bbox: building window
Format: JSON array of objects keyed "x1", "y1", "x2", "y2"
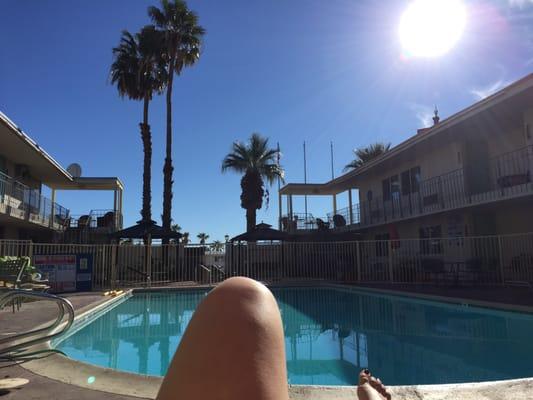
[
  {"x1": 390, "y1": 175, "x2": 400, "y2": 200},
  {"x1": 410, "y1": 167, "x2": 421, "y2": 192},
  {"x1": 383, "y1": 174, "x2": 401, "y2": 201},
  {"x1": 419, "y1": 225, "x2": 442, "y2": 255},
  {"x1": 401, "y1": 167, "x2": 421, "y2": 195},
  {"x1": 0, "y1": 155, "x2": 6, "y2": 175}
]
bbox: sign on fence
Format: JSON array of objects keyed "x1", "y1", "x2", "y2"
[{"x1": 34, "y1": 254, "x2": 93, "y2": 293}]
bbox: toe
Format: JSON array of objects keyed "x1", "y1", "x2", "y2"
[{"x1": 358, "y1": 369, "x2": 371, "y2": 385}]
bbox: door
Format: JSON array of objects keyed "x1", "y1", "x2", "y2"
[{"x1": 464, "y1": 140, "x2": 492, "y2": 195}]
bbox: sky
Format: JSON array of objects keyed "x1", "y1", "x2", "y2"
[{"x1": 1, "y1": 0, "x2": 532, "y2": 242}]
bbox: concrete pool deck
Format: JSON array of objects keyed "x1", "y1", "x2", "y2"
[{"x1": 1, "y1": 284, "x2": 533, "y2": 399}]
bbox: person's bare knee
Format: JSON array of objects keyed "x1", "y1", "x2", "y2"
[
  {"x1": 204, "y1": 277, "x2": 278, "y2": 323},
  {"x1": 157, "y1": 277, "x2": 288, "y2": 400}
]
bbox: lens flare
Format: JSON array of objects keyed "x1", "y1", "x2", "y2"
[{"x1": 399, "y1": 0, "x2": 467, "y2": 58}]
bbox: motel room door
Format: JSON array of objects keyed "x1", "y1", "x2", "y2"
[{"x1": 464, "y1": 140, "x2": 492, "y2": 195}]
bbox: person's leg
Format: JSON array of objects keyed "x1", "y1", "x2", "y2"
[
  {"x1": 156, "y1": 277, "x2": 289, "y2": 400},
  {"x1": 357, "y1": 369, "x2": 392, "y2": 400}
]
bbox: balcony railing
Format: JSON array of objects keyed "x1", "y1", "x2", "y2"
[
  {"x1": 280, "y1": 213, "x2": 331, "y2": 232},
  {"x1": 289, "y1": 145, "x2": 533, "y2": 232},
  {"x1": 0, "y1": 171, "x2": 70, "y2": 230},
  {"x1": 67, "y1": 209, "x2": 123, "y2": 231}
]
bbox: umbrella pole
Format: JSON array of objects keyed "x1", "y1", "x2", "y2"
[{"x1": 145, "y1": 233, "x2": 152, "y2": 287}]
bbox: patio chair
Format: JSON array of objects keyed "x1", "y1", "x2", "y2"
[
  {"x1": 0, "y1": 257, "x2": 27, "y2": 289},
  {"x1": 421, "y1": 257, "x2": 449, "y2": 285},
  {"x1": 332, "y1": 214, "x2": 346, "y2": 228},
  {"x1": 0, "y1": 256, "x2": 49, "y2": 292}
]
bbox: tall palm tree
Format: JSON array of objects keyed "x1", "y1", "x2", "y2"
[
  {"x1": 222, "y1": 134, "x2": 284, "y2": 232},
  {"x1": 110, "y1": 26, "x2": 165, "y2": 228},
  {"x1": 197, "y1": 232, "x2": 209, "y2": 245},
  {"x1": 181, "y1": 232, "x2": 190, "y2": 244},
  {"x1": 148, "y1": 0, "x2": 205, "y2": 240},
  {"x1": 344, "y1": 142, "x2": 391, "y2": 171}
]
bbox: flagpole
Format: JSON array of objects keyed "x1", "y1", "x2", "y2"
[
  {"x1": 303, "y1": 141, "x2": 308, "y2": 217},
  {"x1": 277, "y1": 142, "x2": 282, "y2": 230},
  {"x1": 330, "y1": 141, "x2": 334, "y2": 180}
]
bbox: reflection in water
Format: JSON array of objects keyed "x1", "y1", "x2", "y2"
[{"x1": 56, "y1": 288, "x2": 533, "y2": 385}]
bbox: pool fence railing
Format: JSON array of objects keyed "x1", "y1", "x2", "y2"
[{"x1": 1, "y1": 232, "x2": 533, "y2": 289}]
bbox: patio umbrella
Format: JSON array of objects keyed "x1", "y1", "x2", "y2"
[
  {"x1": 111, "y1": 220, "x2": 182, "y2": 240},
  {"x1": 230, "y1": 223, "x2": 290, "y2": 242},
  {"x1": 230, "y1": 223, "x2": 289, "y2": 279},
  {"x1": 110, "y1": 220, "x2": 181, "y2": 286}
]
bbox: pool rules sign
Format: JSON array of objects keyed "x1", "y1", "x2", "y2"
[{"x1": 34, "y1": 254, "x2": 93, "y2": 293}]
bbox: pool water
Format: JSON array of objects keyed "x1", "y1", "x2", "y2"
[{"x1": 55, "y1": 287, "x2": 533, "y2": 386}]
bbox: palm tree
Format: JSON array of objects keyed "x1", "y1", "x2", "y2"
[
  {"x1": 197, "y1": 232, "x2": 209, "y2": 245},
  {"x1": 344, "y1": 142, "x2": 391, "y2": 171},
  {"x1": 111, "y1": 26, "x2": 165, "y2": 229},
  {"x1": 148, "y1": 0, "x2": 205, "y2": 240},
  {"x1": 181, "y1": 232, "x2": 190, "y2": 244},
  {"x1": 169, "y1": 223, "x2": 182, "y2": 244},
  {"x1": 222, "y1": 133, "x2": 284, "y2": 232},
  {"x1": 171, "y1": 223, "x2": 181, "y2": 233},
  {"x1": 210, "y1": 240, "x2": 224, "y2": 252}
]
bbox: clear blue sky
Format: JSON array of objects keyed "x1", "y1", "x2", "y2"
[{"x1": 1, "y1": 0, "x2": 532, "y2": 242}]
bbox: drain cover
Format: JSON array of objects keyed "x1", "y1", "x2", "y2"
[{"x1": 0, "y1": 378, "x2": 29, "y2": 389}]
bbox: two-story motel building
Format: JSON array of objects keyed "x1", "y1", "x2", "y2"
[
  {"x1": 0, "y1": 111, "x2": 124, "y2": 242},
  {"x1": 279, "y1": 74, "x2": 533, "y2": 242}
]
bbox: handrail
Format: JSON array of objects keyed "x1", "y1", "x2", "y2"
[
  {"x1": 0, "y1": 290, "x2": 75, "y2": 355},
  {"x1": 197, "y1": 264, "x2": 212, "y2": 286}
]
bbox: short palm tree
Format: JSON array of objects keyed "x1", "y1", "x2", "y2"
[
  {"x1": 344, "y1": 142, "x2": 391, "y2": 171},
  {"x1": 197, "y1": 232, "x2": 209, "y2": 245},
  {"x1": 169, "y1": 224, "x2": 182, "y2": 244},
  {"x1": 210, "y1": 240, "x2": 224, "y2": 252},
  {"x1": 222, "y1": 134, "x2": 284, "y2": 232},
  {"x1": 148, "y1": 0, "x2": 205, "y2": 240},
  {"x1": 171, "y1": 223, "x2": 181, "y2": 233},
  {"x1": 110, "y1": 26, "x2": 165, "y2": 227},
  {"x1": 181, "y1": 232, "x2": 190, "y2": 244}
]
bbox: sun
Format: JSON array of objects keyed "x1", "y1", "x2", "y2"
[{"x1": 399, "y1": 0, "x2": 467, "y2": 58}]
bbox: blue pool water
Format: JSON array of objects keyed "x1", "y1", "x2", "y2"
[{"x1": 55, "y1": 287, "x2": 533, "y2": 386}]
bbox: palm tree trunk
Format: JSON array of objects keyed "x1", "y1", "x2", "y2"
[
  {"x1": 162, "y1": 57, "x2": 175, "y2": 244},
  {"x1": 246, "y1": 208, "x2": 256, "y2": 232},
  {"x1": 141, "y1": 96, "x2": 152, "y2": 228}
]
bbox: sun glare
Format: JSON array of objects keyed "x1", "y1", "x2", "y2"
[{"x1": 399, "y1": 0, "x2": 467, "y2": 58}]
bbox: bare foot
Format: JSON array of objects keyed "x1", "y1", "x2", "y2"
[{"x1": 357, "y1": 369, "x2": 391, "y2": 400}]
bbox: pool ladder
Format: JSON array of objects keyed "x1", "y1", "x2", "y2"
[{"x1": 0, "y1": 290, "x2": 75, "y2": 355}]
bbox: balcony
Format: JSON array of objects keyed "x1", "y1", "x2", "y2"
[
  {"x1": 284, "y1": 145, "x2": 533, "y2": 232},
  {"x1": 0, "y1": 171, "x2": 70, "y2": 230},
  {"x1": 346, "y1": 145, "x2": 533, "y2": 229},
  {"x1": 67, "y1": 209, "x2": 123, "y2": 231}
]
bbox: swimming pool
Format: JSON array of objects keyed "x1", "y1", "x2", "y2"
[{"x1": 54, "y1": 287, "x2": 533, "y2": 386}]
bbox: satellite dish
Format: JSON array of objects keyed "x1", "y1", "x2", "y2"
[{"x1": 67, "y1": 163, "x2": 82, "y2": 178}]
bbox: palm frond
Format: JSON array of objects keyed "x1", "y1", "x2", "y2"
[
  {"x1": 344, "y1": 142, "x2": 391, "y2": 171},
  {"x1": 221, "y1": 133, "x2": 284, "y2": 184}
]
